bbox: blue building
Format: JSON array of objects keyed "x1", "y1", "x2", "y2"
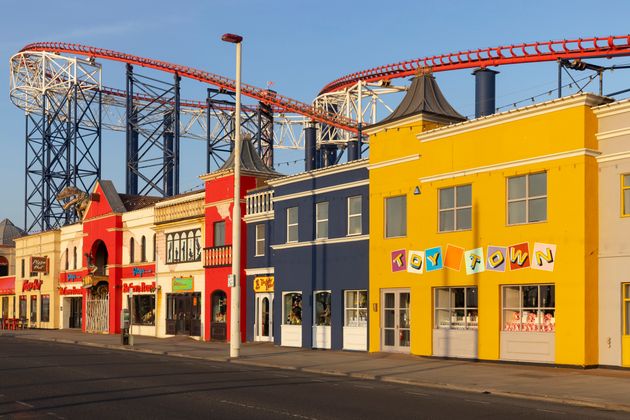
[{"x1": 245, "y1": 159, "x2": 369, "y2": 350}]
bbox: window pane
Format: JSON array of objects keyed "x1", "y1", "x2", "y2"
[
  {"x1": 349, "y1": 196, "x2": 362, "y2": 215},
  {"x1": 316, "y1": 202, "x2": 328, "y2": 220},
  {"x1": 384, "y1": 329, "x2": 395, "y2": 346},
  {"x1": 528, "y1": 198, "x2": 547, "y2": 222},
  {"x1": 508, "y1": 201, "x2": 526, "y2": 224},
  {"x1": 626, "y1": 302, "x2": 630, "y2": 335},
  {"x1": 540, "y1": 285, "x2": 555, "y2": 308},
  {"x1": 626, "y1": 284, "x2": 630, "y2": 299},
  {"x1": 284, "y1": 293, "x2": 302, "y2": 325},
  {"x1": 452, "y1": 288, "x2": 465, "y2": 308},
  {"x1": 466, "y1": 287, "x2": 478, "y2": 308},
  {"x1": 346, "y1": 309, "x2": 359, "y2": 326},
  {"x1": 345, "y1": 291, "x2": 357, "y2": 309},
  {"x1": 440, "y1": 187, "x2": 454, "y2": 209},
  {"x1": 349, "y1": 216, "x2": 362, "y2": 235},
  {"x1": 624, "y1": 174, "x2": 630, "y2": 187},
  {"x1": 287, "y1": 207, "x2": 298, "y2": 225},
  {"x1": 456, "y1": 208, "x2": 472, "y2": 230},
  {"x1": 385, "y1": 196, "x2": 406, "y2": 237},
  {"x1": 288, "y1": 225, "x2": 298, "y2": 242},
  {"x1": 522, "y1": 286, "x2": 538, "y2": 308},
  {"x1": 256, "y1": 240, "x2": 265, "y2": 256},
  {"x1": 439, "y1": 210, "x2": 455, "y2": 232},
  {"x1": 317, "y1": 220, "x2": 328, "y2": 239},
  {"x1": 436, "y1": 309, "x2": 450, "y2": 328},
  {"x1": 624, "y1": 189, "x2": 630, "y2": 215},
  {"x1": 504, "y1": 309, "x2": 521, "y2": 331},
  {"x1": 508, "y1": 176, "x2": 526, "y2": 200},
  {"x1": 456, "y1": 185, "x2": 472, "y2": 207},
  {"x1": 315, "y1": 292, "x2": 331, "y2": 326},
  {"x1": 528, "y1": 172, "x2": 547, "y2": 197},
  {"x1": 503, "y1": 286, "x2": 520, "y2": 308},
  {"x1": 435, "y1": 288, "x2": 449, "y2": 308},
  {"x1": 256, "y1": 224, "x2": 264, "y2": 241},
  {"x1": 466, "y1": 310, "x2": 478, "y2": 329},
  {"x1": 358, "y1": 291, "x2": 368, "y2": 308},
  {"x1": 214, "y1": 222, "x2": 226, "y2": 247},
  {"x1": 384, "y1": 293, "x2": 395, "y2": 309}
]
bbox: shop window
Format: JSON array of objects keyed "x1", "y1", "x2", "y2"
[
  {"x1": 314, "y1": 291, "x2": 331, "y2": 326},
  {"x1": 211, "y1": 291, "x2": 227, "y2": 323},
  {"x1": 344, "y1": 290, "x2": 367, "y2": 327},
  {"x1": 129, "y1": 237, "x2": 135, "y2": 263},
  {"x1": 19, "y1": 296, "x2": 26, "y2": 319},
  {"x1": 40, "y1": 295, "x2": 50, "y2": 323},
  {"x1": 287, "y1": 207, "x2": 298, "y2": 243},
  {"x1": 65, "y1": 249, "x2": 69, "y2": 271},
  {"x1": 283, "y1": 292, "x2": 302, "y2": 325},
  {"x1": 140, "y1": 236, "x2": 147, "y2": 262},
  {"x1": 2, "y1": 296, "x2": 8, "y2": 318},
  {"x1": 73, "y1": 247, "x2": 77, "y2": 270},
  {"x1": 434, "y1": 287, "x2": 478, "y2": 330},
  {"x1": 623, "y1": 174, "x2": 630, "y2": 217},
  {"x1": 385, "y1": 195, "x2": 406, "y2": 238},
  {"x1": 502, "y1": 284, "x2": 555, "y2": 332},
  {"x1": 129, "y1": 295, "x2": 155, "y2": 325},
  {"x1": 316, "y1": 202, "x2": 329, "y2": 239},
  {"x1": 214, "y1": 221, "x2": 226, "y2": 247},
  {"x1": 507, "y1": 172, "x2": 547, "y2": 225},
  {"x1": 255, "y1": 224, "x2": 265, "y2": 257},
  {"x1": 30, "y1": 295, "x2": 37, "y2": 323},
  {"x1": 166, "y1": 229, "x2": 202, "y2": 264},
  {"x1": 624, "y1": 284, "x2": 630, "y2": 335},
  {"x1": 347, "y1": 196, "x2": 362, "y2": 236},
  {"x1": 439, "y1": 185, "x2": 472, "y2": 232}
]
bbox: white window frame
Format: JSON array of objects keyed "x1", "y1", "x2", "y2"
[
  {"x1": 255, "y1": 224, "x2": 265, "y2": 257},
  {"x1": 347, "y1": 196, "x2": 362, "y2": 236},
  {"x1": 283, "y1": 291, "x2": 303, "y2": 325},
  {"x1": 385, "y1": 195, "x2": 407, "y2": 238},
  {"x1": 438, "y1": 185, "x2": 472, "y2": 232},
  {"x1": 507, "y1": 172, "x2": 547, "y2": 225},
  {"x1": 344, "y1": 290, "x2": 368, "y2": 327},
  {"x1": 433, "y1": 287, "x2": 478, "y2": 330},
  {"x1": 313, "y1": 290, "x2": 332, "y2": 326},
  {"x1": 286, "y1": 207, "x2": 298, "y2": 243},
  {"x1": 501, "y1": 284, "x2": 555, "y2": 333},
  {"x1": 316, "y1": 202, "x2": 329, "y2": 240}
]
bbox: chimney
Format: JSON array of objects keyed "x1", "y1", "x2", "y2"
[
  {"x1": 304, "y1": 126, "x2": 317, "y2": 171},
  {"x1": 473, "y1": 68, "x2": 499, "y2": 118}
]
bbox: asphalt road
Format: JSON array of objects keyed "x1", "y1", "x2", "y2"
[{"x1": 0, "y1": 337, "x2": 626, "y2": 420}]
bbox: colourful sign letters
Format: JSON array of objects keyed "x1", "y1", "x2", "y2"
[
  {"x1": 391, "y1": 249, "x2": 407, "y2": 272},
  {"x1": 407, "y1": 250, "x2": 425, "y2": 274},
  {"x1": 425, "y1": 247, "x2": 443, "y2": 272}
]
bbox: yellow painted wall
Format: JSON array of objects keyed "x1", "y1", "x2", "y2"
[{"x1": 368, "y1": 95, "x2": 603, "y2": 366}]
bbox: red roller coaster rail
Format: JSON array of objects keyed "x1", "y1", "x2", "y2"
[
  {"x1": 20, "y1": 35, "x2": 630, "y2": 133},
  {"x1": 320, "y1": 35, "x2": 630, "y2": 95}
]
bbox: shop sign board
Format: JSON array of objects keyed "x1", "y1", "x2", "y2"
[
  {"x1": 31, "y1": 256, "x2": 49, "y2": 273},
  {"x1": 123, "y1": 282, "x2": 156, "y2": 293},
  {"x1": 253, "y1": 276, "x2": 274, "y2": 292},
  {"x1": 22, "y1": 279, "x2": 43, "y2": 292},
  {"x1": 393, "y1": 242, "x2": 557, "y2": 274},
  {"x1": 59, "y1": 287, "x2": 82, "y2": 295},
  {"x1": 172, "y1": 276, "x2": 194, "y2": 292}
]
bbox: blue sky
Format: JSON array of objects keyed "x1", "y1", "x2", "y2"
[{"x1": 2, "y1": 0, "x2": 630, "y2": 227}]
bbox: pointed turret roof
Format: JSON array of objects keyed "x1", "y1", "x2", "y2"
[
  {"x1": 218, "y1": 135, "x2": 280, "y2": 177},
  {"x1": 367, "y1": 74, "x2": 465, "y2": 131},
  {"x1": 0, "y1": 219, "x2": 26, "y2": 246}
]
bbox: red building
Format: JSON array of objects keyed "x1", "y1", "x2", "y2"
[{"x1": 201, "y1": 138, "x2": 278, "y2": 342}]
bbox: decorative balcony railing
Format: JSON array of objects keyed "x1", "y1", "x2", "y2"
[
  {"x1": 203, "y1": 245, "x2": 232, "y2": 268},
  {"x1": 246, "y1": 190, "x2": 273, "y2": 216}
]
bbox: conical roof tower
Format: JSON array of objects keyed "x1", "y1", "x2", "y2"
[{"x1": 0, "y1": 219, "x2": 26, "y2": 246}]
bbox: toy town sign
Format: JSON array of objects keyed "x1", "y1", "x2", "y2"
[{"x1": 22, "y1": 279, "x2": 43, "y2": 292}]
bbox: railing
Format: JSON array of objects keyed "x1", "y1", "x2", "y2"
[
  {"x1": 246, "y1": 190, "x2": 274, "y2": 216},
  {"x1": 204, "y1": 245, "x2": 232, "y2": 268}
]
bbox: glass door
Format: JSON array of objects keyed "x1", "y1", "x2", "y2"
[
  {"x1": 381, "y1": 289, "x2": 411, "y2": 353},
  {"x1": 255, "y1": 293, "x2": 273, "y2": 342}
]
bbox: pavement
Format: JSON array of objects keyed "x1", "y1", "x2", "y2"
[{"x1": 2, "y1": 329, "x2": 630, "y2": 414}]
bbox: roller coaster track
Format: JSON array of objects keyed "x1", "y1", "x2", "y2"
[
  {"x1": 320, "y1": 35, "x2": 630, "y2": 95},
  {"x1": 20, "y1": 42, "x2": 359, "y2": 133}
]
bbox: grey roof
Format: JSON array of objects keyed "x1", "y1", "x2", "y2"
[
  {"x1": 0, "y1": 219, "x2": 26, "y2": 246},
  {"x1": 99, "y1": 180, "x2": 127, "y2": 213},
  {"x1": 368, "y1": 74, "x2": 465, "y2": 130},
  {"x1": 219, "y1": 135, "x2": 280, "y2": 177}
]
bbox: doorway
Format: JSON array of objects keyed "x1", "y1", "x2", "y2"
[
  {"x1": 166, "y1": 293, "x2": 201, "y2": 336},
  {"x1": 69, "y1": 297, "x2": 82, "y2": 329},
  {"x1": 255, "y1": 293, "x2": 273, "y2": 342},
  {"x1": 381, "y1": 289, "x2": 411, "y2": 353},
  {"x1": 210, "y1": 290, "x2": 227, "y2": 341}
]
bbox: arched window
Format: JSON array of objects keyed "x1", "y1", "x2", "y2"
[
  {"x1": 73, "y1": 247, "x2": 77, "y2": 270},
  {"x1": 153, "y1": 234, "x2": 156, "y2": 262},
  {"x1": 141, "y1": 236, "x2": 146, "y2": 262},
  {"x1": 65, "y1": 249, "x2": 69, "y2": 271},
  {"x1": 129, "y1": 237, "x2": 135, "y2": 263}
]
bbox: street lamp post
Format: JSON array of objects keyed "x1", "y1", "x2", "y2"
[{"x1": 222, "y1": 33, "x2": 243, "y2": 358}]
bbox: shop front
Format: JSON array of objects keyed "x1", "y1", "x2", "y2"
[
  {"x1": 164, "y1": 276, "x2": 202, "y2": 337},
  {"x1": 253, "y1": 275, "x2": 274, "y2": 342},
  {"x1": 0, "y1": 276, "x2": 15, "y2": 325},
  {"x1": 281, "y1": 291, "x2": 302, "y2": 347},
  {"x1": 122, "y1": 279, "x2": 157, "y2": 337},
  {"x1": 59, "y1": 285, "x2": 83, "y2": 329},
  {"x1": 433, "y1": 287, "x2": 478, "y2": 359}
]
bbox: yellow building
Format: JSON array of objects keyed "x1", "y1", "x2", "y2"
[
  {"x1": 14, "y1": 229, "x2": 61, "y2": 328},
  {"x1": 366, "y1": 74, "x2": 608, "y2": 366}
]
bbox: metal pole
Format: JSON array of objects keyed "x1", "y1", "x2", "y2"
[
  {"x1": 230, "y1": 39, "x2": 242, "y2": 359},
  {"x1": 557, "y1": 60, "x2": 562, "y2": 98}
]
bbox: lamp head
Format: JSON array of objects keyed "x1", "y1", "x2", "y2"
[{"x1": 221, "y1": 33, "x2": 243, "y2": 44}]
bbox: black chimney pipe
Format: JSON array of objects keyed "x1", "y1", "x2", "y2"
[
  {"x1": 473, "y1": 68, "x2": 499, "y2": 118},
  {"x1": 304, "y1": 126, "x2": 317, "y2": 171}
]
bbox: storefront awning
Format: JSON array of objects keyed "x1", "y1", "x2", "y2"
[{"x1": 0, "y1": 276, "x2": 15, "y2": 295}]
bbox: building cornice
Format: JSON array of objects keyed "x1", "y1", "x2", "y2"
[
  {"x1": 244, "y1": 213, "x2": 274, "y2": 223},
  {"x1": 271, "y1": 234, "x2": 368, "y2": 250},
  {"x1": 244, "y1": 267, "x2": 275, "y2": 276},
  {"x1": 367, "y1": 154, "x2": 421, "y2": 170},
  {"x1": 273, "y1": 180, "x2": 368, "y2": 202},
  {"x1": 267, "y1": 159, "x2": 368, "y2": 187}
]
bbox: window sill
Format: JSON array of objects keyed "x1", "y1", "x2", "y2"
[{"x1": 506, "y1": 219, "x2": 548, "y2": 227}]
